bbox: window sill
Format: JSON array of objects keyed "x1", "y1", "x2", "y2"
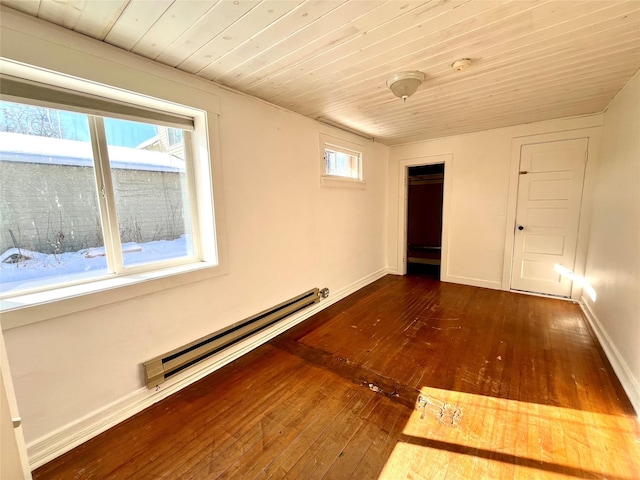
[
  {"x1": 0, "y1": 261, "x2": 227, "y2": 330},
  {"x1": 320, "y1": 176, "x2": 366, "y2": 189}
]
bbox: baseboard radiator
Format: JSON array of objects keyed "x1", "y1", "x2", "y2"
[{"x1": 143, "y1": 288, "x2": 324, "y2": 389}]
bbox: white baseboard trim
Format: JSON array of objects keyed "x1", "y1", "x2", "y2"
[
  {"x1": 580, "y1": 298, "x2": 640, "y2": 416},
  {"x1": 380, "y1": 270, "x2": 501, "y2": 290},
  {"x1": 26, "y1": 267, "x2": 390, "y2": 470},
  {"x1": 442, "y1": 274, "x2": 502, "y2": 290}
]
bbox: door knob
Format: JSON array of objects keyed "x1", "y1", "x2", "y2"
[{"x1": 517, "y1": 225, "x2": 524, "y2": 231}]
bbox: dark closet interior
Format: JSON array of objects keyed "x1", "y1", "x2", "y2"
[{"x1": 407, "y1": 163, "x2": 444, "y2": 277}]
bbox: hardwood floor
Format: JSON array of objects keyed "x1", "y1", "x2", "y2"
[{"x1": 33, "y1": 275, "x2": 640, "y2": 479}]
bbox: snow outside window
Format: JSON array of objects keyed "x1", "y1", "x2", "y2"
[{"x1": 0, "y1": 98, "x2": 202, "y2": 296}]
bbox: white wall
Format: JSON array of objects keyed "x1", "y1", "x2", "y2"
[
  {"x1": 2, "y1": 6, "x2": 637, "y2": 470},
  {"x1": 0, "y1": 10, "x2": 388, "y2": 464},
  {"x1": 388, "y1": 115, "x2": 603, "y2": 289},
  {"x1": 581, "y1": 71, "x2": 640, "y2": 412}
]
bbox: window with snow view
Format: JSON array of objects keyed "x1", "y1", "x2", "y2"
[{"x1": 0, "y1": 97, "x2": 201, "y2": 296}]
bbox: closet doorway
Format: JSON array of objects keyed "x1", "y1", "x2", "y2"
[{"x1": 406, "y1": 163, "x2": 444, "y2": 278}]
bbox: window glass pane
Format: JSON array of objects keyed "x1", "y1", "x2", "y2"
[
  {"x1": 0, "y1": 101, "x2": 108, "y2": 295},
  {"x1": 325, "y1": 148, "x2": 360, "y2": 179},
  {"x1": 168, "y1": 129, "x2": 183, "y2": 146},
  {"x1": 103, "y1": 118, "x2": 194, "y2": 268}
]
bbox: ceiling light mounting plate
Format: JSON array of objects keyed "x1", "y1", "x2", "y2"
[{"x1": 451, "y1": 58, "x2": 472, "y2": 71}]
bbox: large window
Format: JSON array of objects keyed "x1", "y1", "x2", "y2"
[{"x1": 0, "y1": 81, "x2": 205, "y2": 297}]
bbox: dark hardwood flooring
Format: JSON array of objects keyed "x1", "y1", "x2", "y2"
[{"x1": 33, "y1": 275, "x2": 640, "y2": 479}]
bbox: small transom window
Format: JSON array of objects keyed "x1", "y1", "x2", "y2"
[
  {"x1": 324, "y1": 147, "x2": 361, "y2": 180},
  {"x1": 319, "y1": 133, "x2": 365, "y2": 188}
]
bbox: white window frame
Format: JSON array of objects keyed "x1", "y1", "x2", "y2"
[
  {"x1": 0, "y1": 61, "x2": 227, "y2": 328},
  {"x1": 319, "y1": 133, "x2": 366, "y2": 189}
]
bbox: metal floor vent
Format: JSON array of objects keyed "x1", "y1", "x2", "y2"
[{"x1": 143, "y1": 288, "x2": 323, "y2": 389}]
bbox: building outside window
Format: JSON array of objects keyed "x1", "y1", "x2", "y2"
[{"x1": 0, "y1": 92, "x2": 203, "y2": 297}]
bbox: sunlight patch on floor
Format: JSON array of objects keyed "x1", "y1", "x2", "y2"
[{"x1": 379, "y1": 386, "x2": 640, "y2": 480}]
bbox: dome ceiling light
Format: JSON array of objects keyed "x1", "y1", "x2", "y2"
[{"x1": 386, "y1": 71, "x2": 425, "y2": 102}]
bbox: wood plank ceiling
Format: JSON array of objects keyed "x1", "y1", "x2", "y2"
[{"x1": 2, "y1": 0, "x2": 639, "y2": 145}]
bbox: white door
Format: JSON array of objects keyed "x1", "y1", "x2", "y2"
[
  {"x1": 511, "y1": 138, "x2": 588, "y2": 297},
  {"x1": 1, "y1": 332, "x2": 31, "y2": 480}
]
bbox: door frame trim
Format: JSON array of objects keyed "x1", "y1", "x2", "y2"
[
  {"x1": 501, "y1": 128, "x2": 602, "y2": 299},
  {"x1": 397, "y1": 154, "x2": 452, "y2": 277}
]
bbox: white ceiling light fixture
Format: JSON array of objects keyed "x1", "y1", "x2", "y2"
[{"x1": 386, "y1": 71, "x2": 425, "y2": 102}]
